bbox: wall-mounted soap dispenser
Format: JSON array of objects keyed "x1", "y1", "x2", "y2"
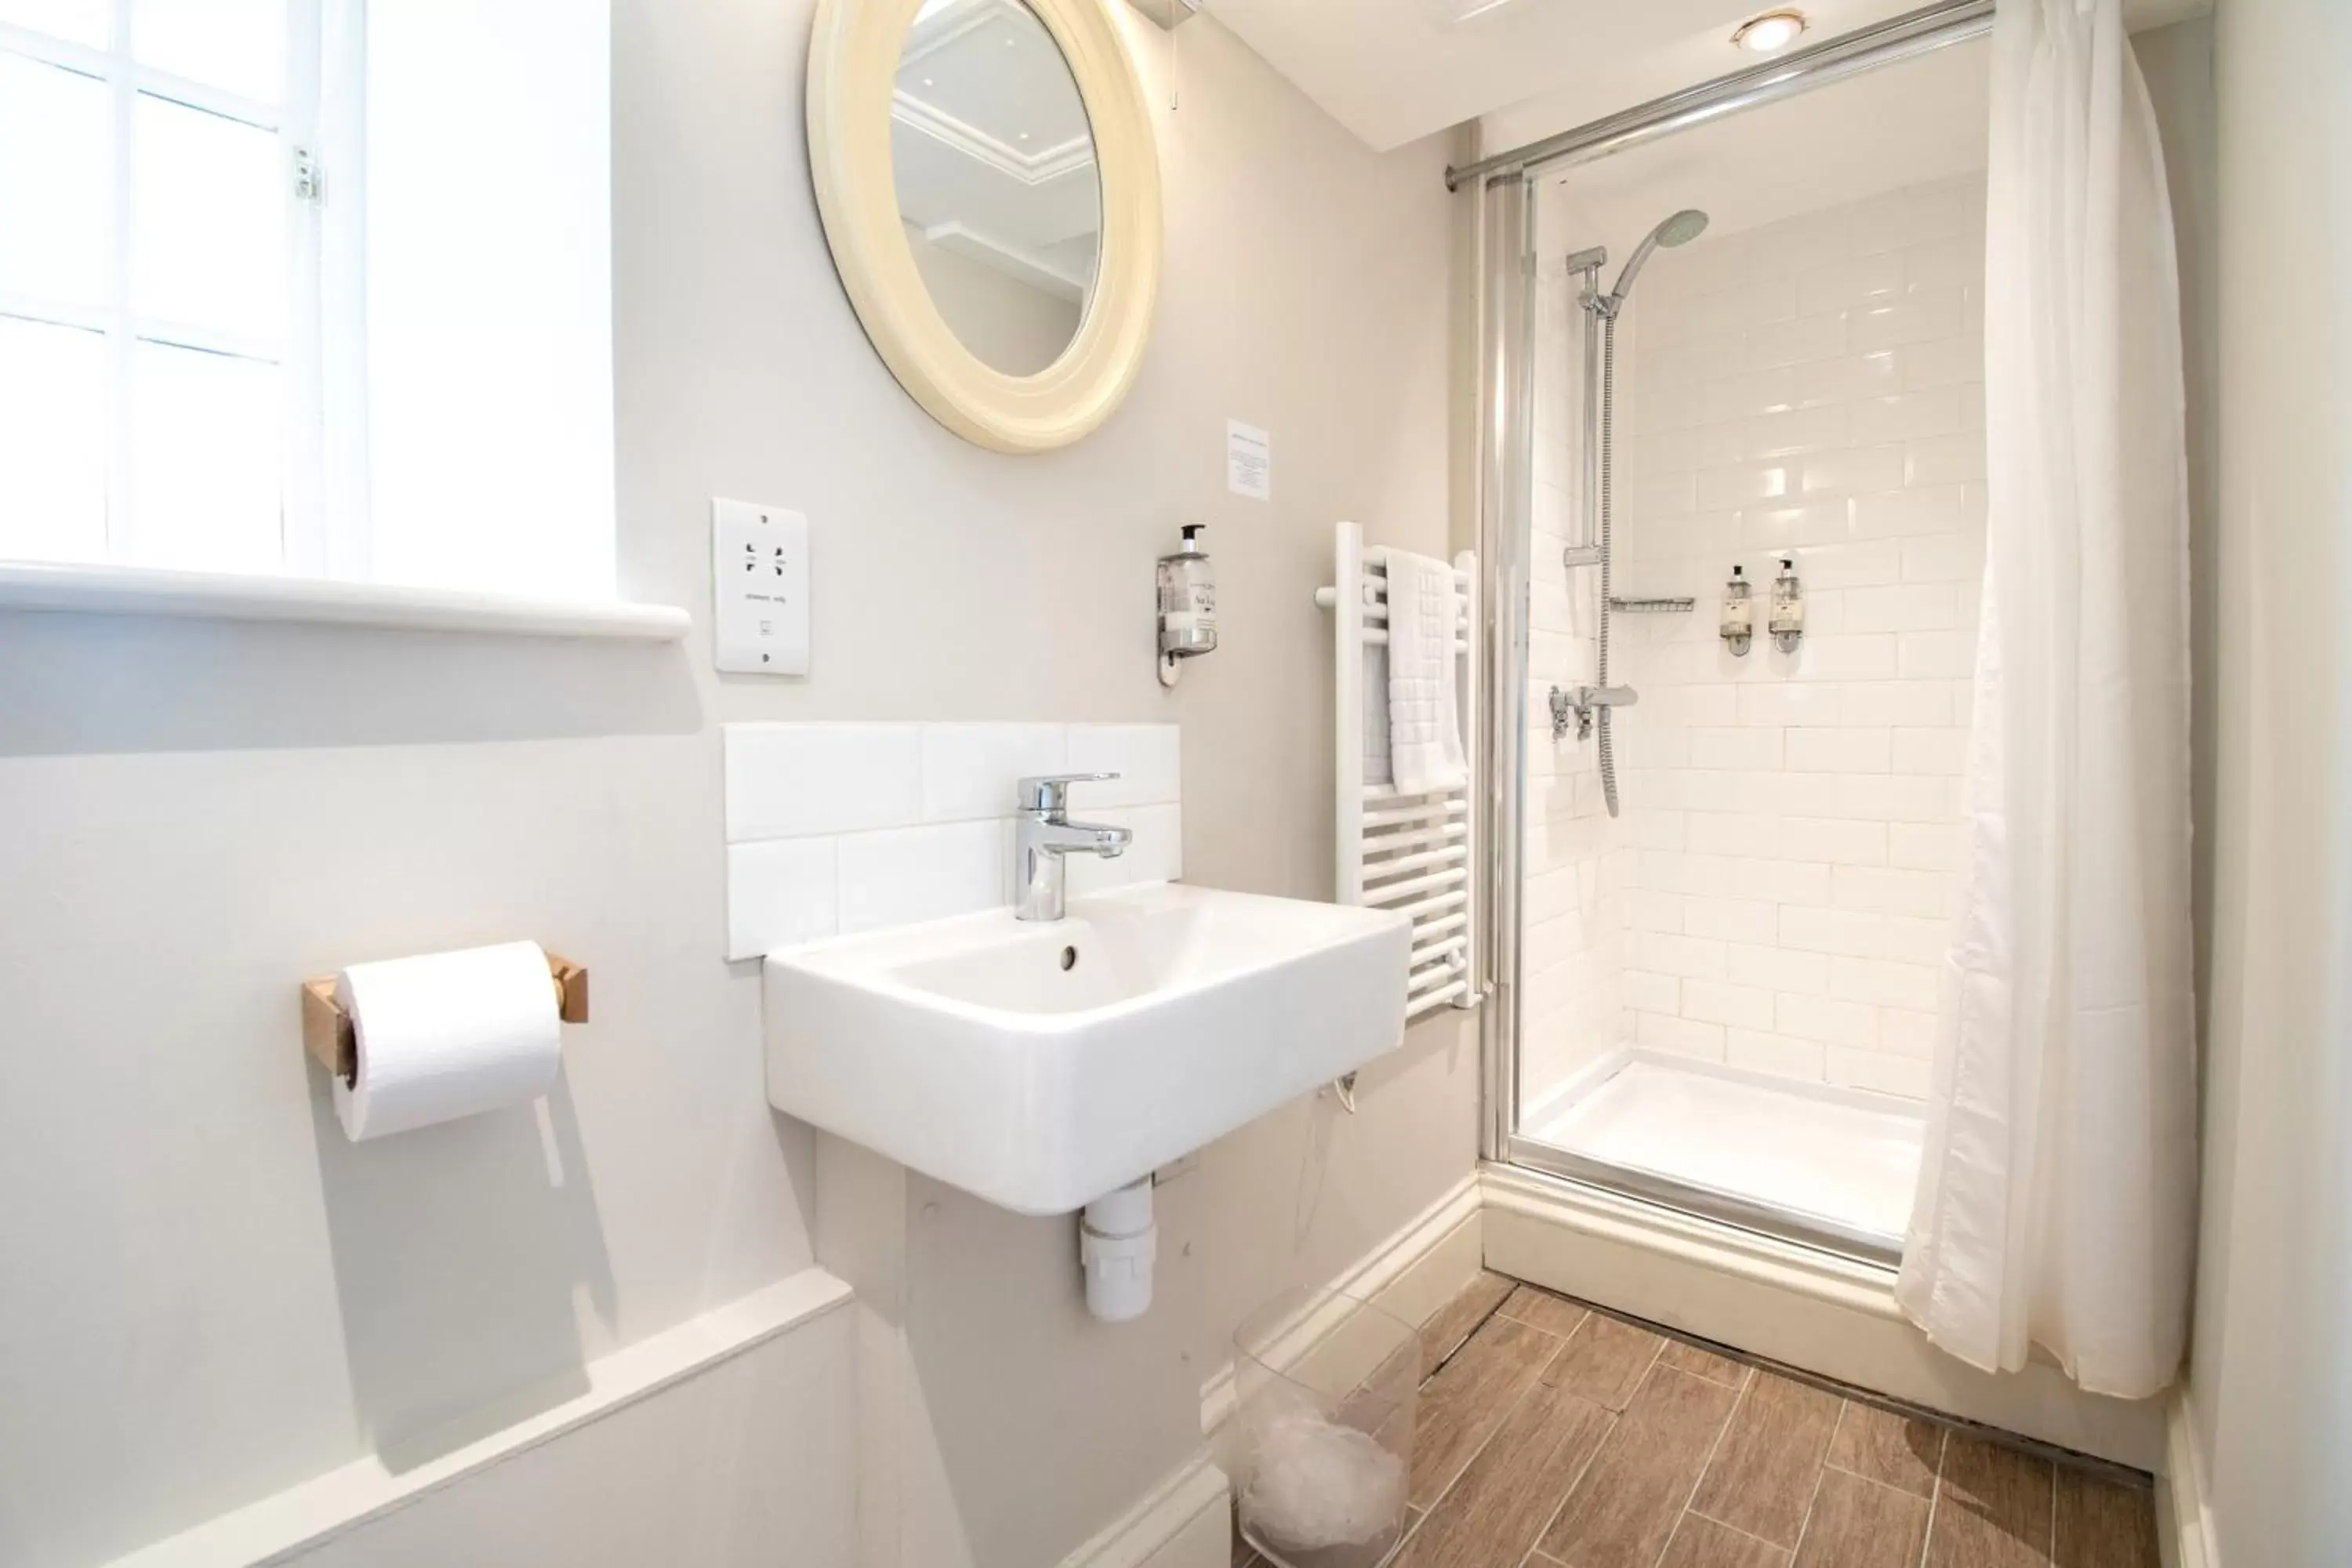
[
  {"x1": 1770, "y1": 557, "x2": 1805, "y2": 653},
  {"x1": 1156, "y1": 524, "x2": 1217, "y2": 687},
  {"x1": 1720, "y1": 565, "x2": 1753, "y2": 656}
]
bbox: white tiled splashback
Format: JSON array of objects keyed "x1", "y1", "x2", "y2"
[
  {"x1": 1524, "y1": 172, "x2": 1987, "y2": 1106},
  {"x1": 721, "y1": 723, "x2": 1181, "y2": 960}
]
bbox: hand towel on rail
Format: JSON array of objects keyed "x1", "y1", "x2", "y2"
[{"x1": 1384, "y1": 550, "x2": 1468, "y2": 795}]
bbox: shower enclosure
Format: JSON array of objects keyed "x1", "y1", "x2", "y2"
[{"x1": 1476, "y1": 2, "x2": 1994, "y2": 1264}]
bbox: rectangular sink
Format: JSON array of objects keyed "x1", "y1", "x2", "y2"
[{"x1": 763, "y1": 883, "x2": 1414, "y2": 1215}]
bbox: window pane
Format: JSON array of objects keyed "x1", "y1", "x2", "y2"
[
  {"x1": 132, "y1": 95, "x2": 285, "y2": 343},
  {"x1": 132, "y1": 0, "x2": 283, "y2": 103},
  {"x1": 0, "y1": 316, "x2": 107, "y2": 563},
  {"x1": 0, "y1": 0, "x2": 108, "y2": 46},
  {"x1": 129, "y1": 343, "x2": 283, "y2": 573},
  {"x1": 0, "y1": 53, "x2": 110, "y2": 307}
]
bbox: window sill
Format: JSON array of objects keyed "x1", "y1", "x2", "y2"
[{"x1": 0, "y1": 561, "x2": 691, "y2": 642}]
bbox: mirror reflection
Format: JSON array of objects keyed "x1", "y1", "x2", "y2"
[{"x1": 891, "y1": 0, "x2": 1102, "y2": 376}]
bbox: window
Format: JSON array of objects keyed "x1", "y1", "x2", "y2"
[{"x1": 0, "y1": 1, "x2": 615, "y2": 602}]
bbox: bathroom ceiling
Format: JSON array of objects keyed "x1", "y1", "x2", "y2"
[{"x1": 1201, "y1": 0, "x2": 2215, "y2": 154}]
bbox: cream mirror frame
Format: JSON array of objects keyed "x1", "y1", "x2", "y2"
[{"x1": 807, "y1": 0, "x2": 1163, "y2": 455}]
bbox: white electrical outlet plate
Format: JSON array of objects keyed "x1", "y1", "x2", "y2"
[{"x1": 712, "y1": 499, "x2": 809, "y2": 675}]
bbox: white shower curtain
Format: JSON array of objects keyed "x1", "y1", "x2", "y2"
[{"x1": 1895, "y1": 0, "x2": 2196, "y2": 1399}]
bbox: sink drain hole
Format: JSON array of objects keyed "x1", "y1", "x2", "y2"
[{"x1": 1060, "y1": 946, "x2": 1078, "y2": 971}]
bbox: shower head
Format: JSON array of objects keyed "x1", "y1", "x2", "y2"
[{"x1": 1605, "y1": 208, "x2": 1710, "y2": 306}]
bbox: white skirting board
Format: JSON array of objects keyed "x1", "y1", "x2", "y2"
[
  {"x1": 1052, "y1": 1450, "x2": 1232, "y2": 1568},
  {"x1": 102, "y1": 1269, "x2": 857, "y2": 1568},
  {"x1": 1198, "y1": 1171, "x2": 1483, "y2": 1436},
  {"x1": 1479, "y1": 1163, "x2": 2169, "y2": 1472}
]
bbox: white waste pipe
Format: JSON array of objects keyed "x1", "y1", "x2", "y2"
[{"x1": 1080, "y1": 1178, "x2": 1156, "y2": 1322}]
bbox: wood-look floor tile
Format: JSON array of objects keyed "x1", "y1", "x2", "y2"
[
  {"x1": 1659, "y1": 1337, "x2": 1754, "y2": 1390},
  {"x1": 1501, "y1": 1283, "x2": 1592, "y2": 1338},
  {"x1": 1544, "y1": 1311, "x2": 1666, "y2": 1411},
  {"x1": 1661, "y1": 1515, "x2": 1793, "y2": 1568},
  {"x1": 1825, "y1": 1402, "x2": 1944, "y2": 1499},
  {"x1": 1421, "y1": 1270, "x2": 1515, "y2": 1377},
  {"x1": 1394, "y1": 1378, "x2": 1613, "y2": 1568},
  {"x1": 1690, "y1": 1372, "x2": 1844, "y2": 1548},
  {"x1": 1539, "y1": 1366, "x2": 1740, "y2": 1568},
  {"x1": 1410, "y1": 1312, "x2": 1563, "y2": 1506},
  {"x1": 1793, "y1": 1466, "x2": 1931, "y2": 1568},
  {"x1": 2053, "y1": 1468, "x2": 2158, "y2": 1568},
  {"x1": 1927, "y1": 1437, "x2": 2056, "y2": 1568}
]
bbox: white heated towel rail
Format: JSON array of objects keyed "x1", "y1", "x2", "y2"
[{"x1": 1313, "y1": 521, "x2": 1479, "y2": 1022}]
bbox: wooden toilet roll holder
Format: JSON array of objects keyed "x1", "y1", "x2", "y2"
[{"x1": 301, "y1": 952, "x2": 590, "y2": 1085}]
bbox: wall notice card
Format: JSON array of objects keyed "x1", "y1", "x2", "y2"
[{"x1": 1225, "y1": 419, "x2": 1271, "y2": 500}]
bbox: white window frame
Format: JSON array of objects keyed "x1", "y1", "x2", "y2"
[{"x1": 0, "y1": 1, "x2": 332, "y2": 573}]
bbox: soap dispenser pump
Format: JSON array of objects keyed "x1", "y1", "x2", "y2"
[
  {"x1": 1156, "y1": 524, "x2": 1217, "y2": 687},
  {"x1": 1720, "y1": 564, "x2": 1753, "y2": 656}
]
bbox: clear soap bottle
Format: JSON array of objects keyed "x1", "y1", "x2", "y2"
[
  {"x1": 1720, "y1": 564, "x2": 1753, "y2": 655},
  {"x1": 1156, "y1": 524, "x2": 1217, "y2": 660},
  {"x1": 1769, "y1": 557, "x2": 1805, "y2": 652}
]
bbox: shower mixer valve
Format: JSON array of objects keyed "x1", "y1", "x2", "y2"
[{"x1": 1551, "y1": 684, "x2": 1639, "y2": 742}]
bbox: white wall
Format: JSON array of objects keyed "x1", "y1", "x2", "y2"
[
  {"x1": 901, "y1": 220, "x2": 1085, "y2": 379},
  {"x1": 0, "y1": 5, "x2": 1470, "y2": 1565},
  {"x1": 2190, "y1": 0, "x2": 2352, "y2": 1560}
]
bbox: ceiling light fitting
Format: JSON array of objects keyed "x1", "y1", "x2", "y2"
[{"x1": 1732, "y1": 9, "x2": 1808, "y2": 53}]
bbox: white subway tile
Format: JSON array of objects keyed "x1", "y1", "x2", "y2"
[
  {"x1": 1727, "y1": 943, "x2": 1829, "y2": 996},
  {"x1": 1880, "y1": 1008, "x2": 1941, "y2": 1058},
  {"x1": 1746, "y1": 314, "x2": 1847, "y2": 370},
  {"x1": 724, "y1": 724, "x2": 924, "y2": 842},
  {"x1": 1780, "y1": 903, "x2": 1952, "y2": 965},
  {"x1": 1842, "y1": 583, "x2": 1956, "y2": 633},
  {"x1": 1821, "y1": 774, "x2": 1951, "y2": 822},
  {"x1": 1832, "y1": 864, "x2": 1951, "y2": 918},
  {"x1": 1901, "y1": 532, "x2": 1987, "y2": 584},
  {"x1": 1776, "y1": 992, "x2": 1880, "y2": 1048},
  {"x1": 1625, "y1": 968, "x2": 1681, "y2": 1014},
  {"x1": 1637, "y1": 930, "x2": 1730, "y2": 981},
  {"x1": 1779, "y1": 815, "x2": 1888, "y2": 866},
  {"x1": 1899, "y1": 630, "x2": 1977, "y2": 680},
  {"x1": 837, "y1": 819, "x2": 1008, "y2": 936},
  {"x1": 1683, "y1": 812, "x2": 1775, "y2": 857},
  {"x1": 1627, "y1": 888, "x2": 1685, "y2": 932},
  {"x1": 1789, "y1": 539, "x2": 1905, "y2": 587},
  {"x1": 1828, "y1": 1047, "x2": 1930, "y2": 1098},
  {"x1": 1747, "y1": 212, "x2": 1852, "y2": 278},
  {"x1": 1903, "y1": 232, "x2": 1982, "y2": 292},
  {"x1": 1682, "y1": 978, "x2": 1777, "y2": 1030},
  {"x1": 1698, "y1": 461, "x2": 1796, "y2": 511},
  {"x1": 1639, "y1": 850, "x2": 1736, "y2": 898},
  {"x1": 1628, "y1": 469, "x2": 1701, "y2": 521},
  {"x1": 919, "y1": 724, "x2": 1069, "y2": 823},
  {"x1": 1637, "y1": 1010, "x2": 1727, "y2": 1062},
  {"x1": 1729, "y1": 855, "x2": 1835, "y2": 906},
  {"x1": 1905, "y1": 430, "x2": 1987, "y2": 487},
  {"x1": 1851, "y1": 485, "x2": 1964, "y2": 539},
  {"x1": 1690, "y1": 727, "x2": 1785, "y2": 771},
  {"x1": 1704, "y1": 366, "x2": 1800, "y2": 423},
  {"x1": 1746, "y1": 402, "x2": 1848, "y2": 459},
  {"x1": 1889, "y1": 822, "x2": 1960, "y2": 871},
  {"x1": 1727, "y1": 1028, "x2": 1829, "y2": 1082},
  {"x1": 725, "y1": 837, "x2": 840, "y2": 961},
  {"x1": 1849, "y1": 388, "x2": 1962, "y2": 446},
  {"x1": 1795, "y1": 349, "x2": 1901, "y2": 407},
  {"x1": 1835, "y1": 680, "x2": 1952, "y2": 728},
  {"x1": 1066, "y1": 724, "x2": 1182, "y2": 807},
  {"x1": 1795, "y1": 252, "x2": 1903, "y2": 315},
  {"x1": 1681, "y1": 895, "x2": 1780, "y2": 946},
  {"x1": 1830, "y1": 955, "x2": 1940, "y2": 1011},
  {"x1": 1799, "y1": 445, "x2": 1908, "y2": 498},
  {"x1": 1626, "y1": 809, "x2": 1688, "y2": 851},
  {"x1": 1792, "y1": 633, "x2": 1900, "y2": 681},
  {"x1": 1736, "y1": 681, "x2": 1842, "y2": 727},
  {"x1": 1739, "y1": 500, "x2": 1852, "y2": 550},
  {"x1": 1786, "y1": 726, "x2": 1892, "y2": 773},
  {"x1": 1892, "y1": 727, "x2": 1969, "y2": 775},
  {"x1": 1850, "y1": 289, "x2": 1965, "y2": 353},
  {"x1": 1897, "y1": 333, "x2": 1984, "y2": 390}
]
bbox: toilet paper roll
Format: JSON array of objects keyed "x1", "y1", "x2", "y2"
[{"x1": 332, "y1": 940, "x2": 564, "y2": 1142}]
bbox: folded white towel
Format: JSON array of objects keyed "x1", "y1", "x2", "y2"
[{"x1": 1384, "y1": 550, "x2": 1467, "y2": 795}]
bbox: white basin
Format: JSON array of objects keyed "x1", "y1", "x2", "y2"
[{"x1": 763, "y1": 883, "x2": 1414, "y2": 1215}]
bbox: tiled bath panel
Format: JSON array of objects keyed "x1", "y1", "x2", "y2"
[{"x1": 1528, "y1": 173, "x2": 1987, "y2": 1108}]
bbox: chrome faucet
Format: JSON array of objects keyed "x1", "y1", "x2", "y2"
[{"x1": 1014, "y1": 773, "x2": 1132, "y2": 921}]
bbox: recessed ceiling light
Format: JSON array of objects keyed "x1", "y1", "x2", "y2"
[{"x1": 1732, "y1": 9, "x2": 1808, "y2": 53}]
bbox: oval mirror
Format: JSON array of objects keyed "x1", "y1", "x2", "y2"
[
  {"x1": 891, "y1": 1, "x2": 1102, "y2": 377},
  {"x1": 808, "y1": 0, "x2": 1161, "y2": 454}
]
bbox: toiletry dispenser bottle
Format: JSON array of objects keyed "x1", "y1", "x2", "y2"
[
  {"x1": 1720, "y1": 565, "x2": 1753, "y2": 655},
  {"x1": 1769, "y1": 557, "x2": 1804, "y2": 652},
  {"x1": 1157, "y1": 525, "x2": 1217, "y2": 675}
]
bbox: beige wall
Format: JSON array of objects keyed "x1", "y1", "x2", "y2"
[
  {"x1": 0, "y1": 4, "x2": 1471, "y2": 1565},
  {"x1": 901, "y1": 219, "x2": 1087, "y2": 379},
  {"x1": 2190, "y1": 0, "x2": 2352, "y2": 1560}
]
